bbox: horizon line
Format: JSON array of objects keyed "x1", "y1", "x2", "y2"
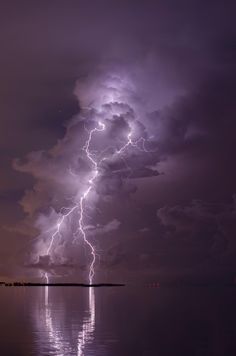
[{"x1": 0, "y1": 282, "x2": 125, "y2": 287}]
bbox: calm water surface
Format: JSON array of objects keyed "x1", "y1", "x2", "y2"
[{"x1": 0, "y1": 286, "x2": 236, "y2": 355}]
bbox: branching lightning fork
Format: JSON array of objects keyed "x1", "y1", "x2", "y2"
[{"x1": 44, "y1": 119, "x2": 149, "y2": 284}]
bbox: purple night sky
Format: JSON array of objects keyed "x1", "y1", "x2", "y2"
[{"x1": 0, "y1": 0, "x2": 236, "y2": 283}]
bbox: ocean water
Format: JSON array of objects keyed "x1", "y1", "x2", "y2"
[{"x1": 0, "y1": 285, "x2": 236, "y2": 356}]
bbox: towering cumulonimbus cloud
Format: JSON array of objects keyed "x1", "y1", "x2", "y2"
[{"x1": 13, "y1": 69, "x2": 161, "y2": 281}]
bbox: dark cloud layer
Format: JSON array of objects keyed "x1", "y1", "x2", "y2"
[{"x1": 0, "y1": 0, "x2": 236, "y2": 280}]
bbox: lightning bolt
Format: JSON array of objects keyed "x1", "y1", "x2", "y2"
[{"x1": 44, "y1": 119, "x2": 149, "y2": 285}]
